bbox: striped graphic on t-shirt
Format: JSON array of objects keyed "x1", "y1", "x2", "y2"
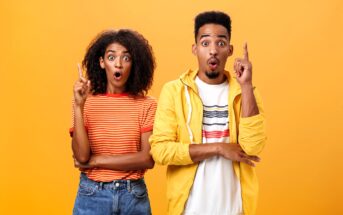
[
  {"x1": 70, "y1": 94, "x2": 157, "y2": 182},
  {"x1": 202, "y1": 105, "x2": 229, "y2": 143}
]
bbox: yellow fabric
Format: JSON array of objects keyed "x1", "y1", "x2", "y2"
[{"x1": 150, "y1": 69, "x2": 267, "y2": 215}]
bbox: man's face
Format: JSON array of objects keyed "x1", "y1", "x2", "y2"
[
  {"x1": 99, "y1": 42, "x2": 132, "y2": 93},
  {"x1": 193, "y1": 24, "x2": 233, "y2": 82}
]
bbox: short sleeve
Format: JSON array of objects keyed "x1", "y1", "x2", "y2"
[{"x1": 140, "y1": 97, "x2": 157, "y2": 133}]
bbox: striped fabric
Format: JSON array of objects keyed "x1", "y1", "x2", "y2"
[
  {"x1": 70, "y1": 93, "x2": 157, "y2": 182},
  {"x1": 202, "y1": 105, "x2": 229, "y2": 142}
]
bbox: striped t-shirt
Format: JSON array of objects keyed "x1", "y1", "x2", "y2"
[
  {"x1": 70, "y1": 93, "x2": 157, "y2": 182},
  {"x1": 185, "y1": 76, "x2": 243, "y2": 215}
]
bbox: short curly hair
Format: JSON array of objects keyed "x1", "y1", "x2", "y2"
[
  {"x1": 194, "y1": 11, "x2": 232, "y2": 42},
  {"x1": 82, "y1": 29, "x2": 155, "y2": 96}
]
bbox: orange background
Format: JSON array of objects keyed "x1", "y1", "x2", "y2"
[{"x1": 1, "y1": 0, "x2": 342, "y2": 214}]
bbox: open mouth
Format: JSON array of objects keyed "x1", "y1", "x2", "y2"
[
  {"x1": 208, "y1": 58, "x2": 219, "y2": 71},
  {"x1": 114, "y1": 72, "x2": 122, "y2": 79}
]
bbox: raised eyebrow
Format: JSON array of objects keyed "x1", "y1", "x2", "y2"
[
  {"x1": 217, "y1": 34, "x2": 228, "y2": 39},
  {"x1": 199, "y1": 34, "x2": 228, "y2": 40},
  {"x1": 106, "y1": 50, "x2": 130, "y2": 54},
  {"x1": 199, "y1": 34, "x2": 210, "y2": 39}
]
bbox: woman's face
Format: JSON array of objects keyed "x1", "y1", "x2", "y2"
[{"x1": 99, "y1": 42, "x2": 132, "y2": 94}]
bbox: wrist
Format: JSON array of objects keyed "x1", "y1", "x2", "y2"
[
  {"x1": 240, "y1": 83, "x2": 253, "y2": 90},
  {"x1": 89, "y1": 155, "x2": 99, "y2": 168},
  {"x1": 74, "y1": 104, "x2": 84, "y2": 112},
  {"x1": 215, "y1": 143, "x2": 223, "y2": 156}
]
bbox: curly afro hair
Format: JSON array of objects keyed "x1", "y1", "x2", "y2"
[
  {"x1": 82, "y1": 29, "x2": 155, "y2": 96},
  {"x1": 194, "y1": 11, "x2": 232, "y2": 42}
]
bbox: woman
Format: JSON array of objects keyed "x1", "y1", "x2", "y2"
[{"x1": 70, "y1": 29, "x2": 156, "y2": 215}]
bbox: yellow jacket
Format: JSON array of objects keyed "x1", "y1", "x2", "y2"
[{"x1": 150, "y1": 69, "x2": 267, "y2": 215}]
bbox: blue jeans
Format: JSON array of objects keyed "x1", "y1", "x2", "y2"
[{"x1": 73, "y1": 173, "x2": 152, "y2": 215}]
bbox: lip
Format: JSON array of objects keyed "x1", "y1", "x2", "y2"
[
  {"x1": 113, "y1": 71, "x2": 122, "y2": 81},
  {"x1": 207, "y1": 57, "x2": 219, "y2": 71}
]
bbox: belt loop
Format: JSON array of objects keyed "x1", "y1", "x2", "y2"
[
  {"x1": 127, "y1": 180, "x2": 131, "y2": 192},
  {"x1": 99, "y1": 182, "x2": 103, "y2": 190}
]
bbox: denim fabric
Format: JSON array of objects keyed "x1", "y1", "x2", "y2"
[{"x1": 73, "y1": 173, "x2": 151, "y2": 215}]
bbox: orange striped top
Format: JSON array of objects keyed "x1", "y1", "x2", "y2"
[{"x1": 70, "y1": 93, "x2": 157, "y2": 182}]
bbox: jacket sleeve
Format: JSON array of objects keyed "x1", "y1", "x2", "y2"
[
  {"x1": 238, "y1": 88, "x2": 267, "y2": 156},
  {"x1": 149, "y1": 83, "x2": 194, "y2": 166}
]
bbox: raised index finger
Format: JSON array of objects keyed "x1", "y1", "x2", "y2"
[
  {"x1": 243, "y1": 42, "x2": 249, "y2": 60},
  {"x1": 77, "y1": 63, "x2": 83, "y2": 79}
]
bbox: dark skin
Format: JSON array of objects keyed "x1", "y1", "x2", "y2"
[
  {"x1": 74, "y1": 132, "x2": 154, "y2": 170},
  {"x1": 72, "y1": 64, "x2": 91, "y2": 164},
  {"x1": 189, "y1": 24, "x2": 260, "y2": 166},
  {"x1": 72, "y1": 44, "x2": 154, "y2": 170}
]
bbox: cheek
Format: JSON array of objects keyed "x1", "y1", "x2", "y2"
[
  {"x1": 123, "y1": 64, "x2": 132, "y2": 76},
  {"x1": 105, "y1": 69, "x2": 112, "y2": 77},
  {"x1": 126, "y1": 63, "x2": 132, "y2": 70},
  {"x1": 219, "y1": 51, "x2": 229, "y2": 60},
  {"x1": 197, "y1": 51, "x2": 207, "y2": 61},
  {"x1": 104, "y1": 61, "x2": 113, "y2": 69},
  {"x1": 198, "y1": 48, "x2": 207, "y2": 55}
]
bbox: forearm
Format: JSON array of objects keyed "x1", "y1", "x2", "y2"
[
  {"x1": 238, "y1": 88, "x2": 266, "y2": 155},
  {"x1": 92, "y1": 151, "x2": 154, "y2": 171},
  {"x1": 241, "y1": 84, "x2": 259, "y2": 117},
  {"x1": 189, "y1": 143, "x2": 220, "y2": 163},
  {"x1": 72, "y1": 105, "x2": 91, "y2": 163}
]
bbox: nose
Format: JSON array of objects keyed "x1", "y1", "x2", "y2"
[
  {"x1": 114, "y1": 57, "x2": 123, "y2": 68},
  {"x1": 209, "y1": 44, "x2": 218, "y2": 56}
]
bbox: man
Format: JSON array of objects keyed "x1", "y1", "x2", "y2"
[{"x1": 150, "y1": 11, "x2": 266, "y2": 215}]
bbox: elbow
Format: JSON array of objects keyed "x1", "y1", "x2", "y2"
[
  {"x1": 74, "y1": 153, "x2": 90, "y2": 164},
  {"x1": 143, "y1": 154, "x2": 155, "y2": 169},
  {"x1": 240, "y1": 137, "x2": 267, "y2": 156},
  {"x1": 238, "y1": 123, "x2": 267, "y2": 156},
  {"x1": 150, "y1": 147, "x2": 165, "y2": 166},
  {"x1": 72, "y1": 139, "x2": 91, "y2": 164},
  {"x1": 146, "y1": 158, "x2": 155, "y2": 169}
]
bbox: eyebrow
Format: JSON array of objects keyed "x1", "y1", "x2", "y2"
[
  {"x1": 106, "y1": 50, "x2": 130, "y2": 54},
  {"x1": 199, "y1": 34, "x2": 228, "y2": 39}
]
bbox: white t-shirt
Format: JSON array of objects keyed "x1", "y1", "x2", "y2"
[{"x1": 184, "y1": 76, "x2": 243, "y2": 215}]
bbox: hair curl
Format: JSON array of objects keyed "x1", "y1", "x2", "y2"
[
  {"x1": 82, "y1": 29, "x2": 155, "y2": 96},
  {"x1": 194, "y1": 11, "x2": 232, "y2": 42}
]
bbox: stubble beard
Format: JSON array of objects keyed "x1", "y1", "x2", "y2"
[{"x1": 205, "y1": 70, "x2": 220, "y2": 79}]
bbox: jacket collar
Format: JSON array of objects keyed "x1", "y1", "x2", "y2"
[{"x1": 180, "y1": 69, "x2": 242, "y2": 97}]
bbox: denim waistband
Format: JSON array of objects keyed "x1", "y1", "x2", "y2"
[{"x1": 80, "y1": 173, "x2": 144, "y2": 191}]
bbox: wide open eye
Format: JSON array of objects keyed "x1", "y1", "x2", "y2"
[
  {"x1": 108, "y1": 55, "x2": 115, "y2": 61},
  {"x1": 218, "y1": 41, "x2": 226, "y2": 47},
  {"x1": 201, "y1": 41, "x2": 209, "y2": 47},
  {"x1": 122, "y1": 55, "x2": 131, "y2": 62}
]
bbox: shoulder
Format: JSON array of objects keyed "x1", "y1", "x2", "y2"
[
  {"x1": 133, "y1": 95, "x2": 157, "y2": 107},
  {"x1": 142, "y1": 95, "x2": 157, "y2": 106},
  {"x1": 161, "y1": 79, "x2": 183, "y2": 94}
]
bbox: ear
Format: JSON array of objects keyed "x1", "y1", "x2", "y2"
[
  {"x1": 192, "y1": 44, "x2": 197, "y2": 56},
  {"x1": 228, "y1": 44, "x2": 233, "y2": 57},
  {"x1": 99, "y1": 56, "x2": 105, "y2": 69}
]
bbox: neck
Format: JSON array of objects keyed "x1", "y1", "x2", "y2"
[{"x1": 106, "y1": 85, "x2": 125, "y2": 94}]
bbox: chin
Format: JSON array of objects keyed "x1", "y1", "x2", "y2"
[{"x1": 205, "y1": 71, "x2": 220, "y2": 79}]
